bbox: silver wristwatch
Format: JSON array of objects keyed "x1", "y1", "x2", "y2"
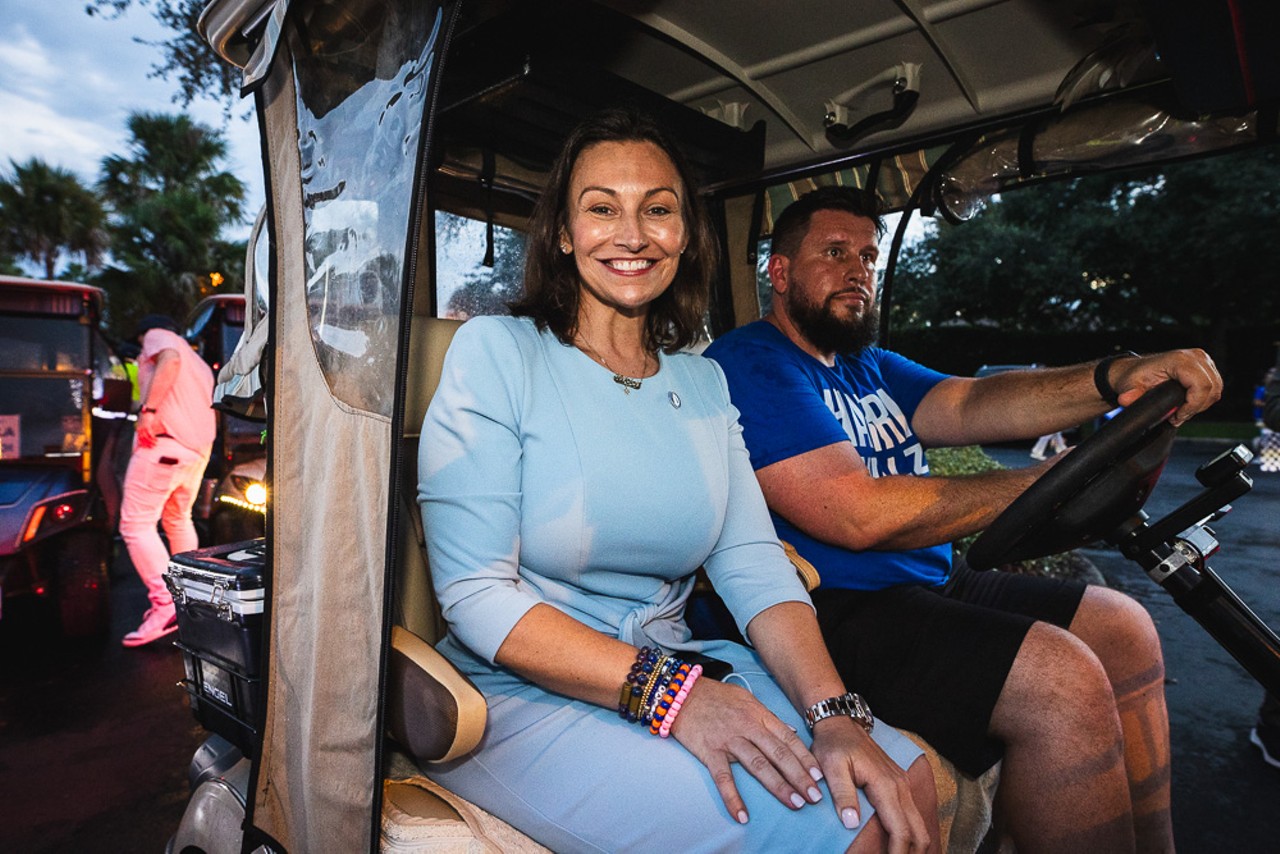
[{"x1": 804, "y1": 692, "x2": 874, "y2": 734}]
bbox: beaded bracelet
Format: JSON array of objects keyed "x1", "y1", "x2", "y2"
[
  {"x1": 618, "y1": 647, "x2": 703, "y2": 733},
  {"x1": 648, "y1": 663, "x2": 693, "y2": 735},
  {"x1": 649, "y1": 665, "x2": 689, "y2": 734},
  {"x1": 619, "y1": 647, "x2": 662, "y2": 722},
  {"x1": 619, "y1": 648, "x2": 684, "y2": 724},
  {"x1": 637, "y1": 656, "x2": 670, "y2": 720},
  {"x1": 641, "y1": 657, "x2": 682, "y2": 725},
  {"x1": 659, "y1": 664, "x2": 703, "y2": 738}
]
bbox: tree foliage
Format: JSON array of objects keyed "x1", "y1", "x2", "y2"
[
  {"x1": 893, "y1": 177, "x2": 1137, "y2": 332},
  {"x1": 1099, "y1": 146, "x2": 1280, "y2": 352},
  {"x1": 433, "y1": 213, "x2": 528, "y2": 319},
  {"x1": 96, "y1": 112, "x2": 247, "y2": 335},
  {"x1": 444, "y1": 225, "x2": 527, "y2": 319},
  {"x1": 891, "y1": 145, "x2": 1280, "y2": 361},
  {"x1": 0, "y1": 158, "x2": 108, "y2": 278},
  {"x1": 87, "y1": 0, "x2": 240, "y2": 108}
]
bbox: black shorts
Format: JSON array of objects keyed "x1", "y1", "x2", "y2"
[{"x1": 811, "y1": 563, "x2": 1086, "y2": 777}]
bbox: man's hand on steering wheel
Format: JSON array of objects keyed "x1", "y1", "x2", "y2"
[{"x1": 1108, "y1": 349, "x2": 1222, "y2": 427}]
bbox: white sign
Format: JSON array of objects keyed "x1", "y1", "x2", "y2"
[{"x1": 0, "y1": 415, "x2": 19, "y2": 459}]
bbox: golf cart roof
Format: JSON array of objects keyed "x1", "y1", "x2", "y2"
[
  {"x1": 0, "y1": 275, "x2": 105, "y2": 316},
  {"x1": 201, "y1": 0, "x2": 1274, "y2": 220}
]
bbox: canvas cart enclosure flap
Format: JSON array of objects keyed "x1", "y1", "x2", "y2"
[
  {"x1": 200, "y1": 0, "x2": 449, "y2": 849},
  {"x1": 214, "y1": 208, "x2": 270, "y2": 417}
]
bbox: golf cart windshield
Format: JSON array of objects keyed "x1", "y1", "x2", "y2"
[
  {"x1": 0, "y1": 315, "x2": 90, "y2": 372},
  {"x1": 0, "y1": 315, "x2": 91, "y2": 463}
]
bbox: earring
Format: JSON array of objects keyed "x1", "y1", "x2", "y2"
[{"x1": 560, "y1": 243, "x2": 572, "y2": 254}]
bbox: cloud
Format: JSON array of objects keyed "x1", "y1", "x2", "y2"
[
  {"x1": 0, "y1": 90, "x2": 117, "y2": 176},
  {"x1": 0, "y1": 4, "x2": 264, "y2": 229},
  {"x1": 0, "y1": 24, "x2": 58, "y2": 94}
]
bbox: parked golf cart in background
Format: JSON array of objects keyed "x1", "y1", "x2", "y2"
[
  {"x1": 0, "y1": 276, "x2": 132, "y2": 636},
  {"x1": 184, "y1": 292, "x2": 268, "y2": 545},
  {"x1": 168, "y1": 1, "x2": 1279, "y2": 851}
]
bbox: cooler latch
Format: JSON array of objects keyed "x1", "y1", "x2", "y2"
[
  {"x1": 208, "y1": 581, "x2": 233, "y2": 621},
  {"x1": 164, "y1": 569, "x2": 187, "y2": 606},
  {"x1": 164, "y1": 567, "x2": 234, "y2": 620}
]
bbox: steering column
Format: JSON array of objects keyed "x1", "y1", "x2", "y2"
[{"x1": 1113, "y1": 444, "x2": 1280, "y2": 696}]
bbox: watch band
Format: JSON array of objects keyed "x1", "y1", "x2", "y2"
[
  {"x1": 1093, "y1": 351, "x2": 1137, "y2": 408},
  {"x1": 803, "y1": 691, "x2": 874, "y2": 734},
  {"x1": 140, "y1": 406, "x2": 157, "y2": 414}
]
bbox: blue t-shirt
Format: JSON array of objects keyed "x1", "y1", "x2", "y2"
[{"x1": 705, "y1": 320, "x2": 952, "y2": 590}]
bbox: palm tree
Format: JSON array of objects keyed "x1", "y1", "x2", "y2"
[
  {"x1": 0, "y1": 158, "x2": 108, "y2": 278},
  {"x1": 97, "y1": 111, "x2": 247, "y2": 334}
]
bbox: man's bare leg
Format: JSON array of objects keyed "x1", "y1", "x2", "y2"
[
  {"x1": 990, "y1": 623, "x2": 1135, "y2": 853},
  {"x1": 1068, "y1": 587, "x2": 1175, "y2": 852}
]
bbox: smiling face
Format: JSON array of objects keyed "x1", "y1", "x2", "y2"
[
  {"x1": 561, "y1": 140, "x2": 688, "y2": 320},
  {"x1": 771, "y1": 208, "x2": 881, "y2": 356}
]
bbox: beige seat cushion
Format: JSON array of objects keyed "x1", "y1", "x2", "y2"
[{"x1": 381, "y1": 777, "x2": 550, "y2": 854}]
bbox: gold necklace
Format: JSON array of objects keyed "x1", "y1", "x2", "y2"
[{"x1": 577, "y1": 338, "x2": 649, "y2": 394}]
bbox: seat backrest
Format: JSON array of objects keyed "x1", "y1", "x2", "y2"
[
  {"x1": 396, "y1": 317, "x2": 463, "y2": 643},
  {"x1": 385, "y1": 315, "x2": 487, "y2": 766},
  {"x1": 405, "y1": 316, "x2": 464, "y2": 439}
]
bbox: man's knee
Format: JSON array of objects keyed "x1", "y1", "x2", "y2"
[
  {"x1": 846, "y1": 812, "x2": 887, "y2": 853},
  {"x1": 1070, "y1": 587, "x2": 1165, "y2": 687},
  {"x1": 996, "y1": 623, "x2": 1121, "y2": 745}
]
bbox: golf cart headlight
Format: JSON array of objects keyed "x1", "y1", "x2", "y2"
[
  {"x1": 243, "y1": 481, "x2": 268, "y2": 507},
  {"x1": 225, "y1": 475, "x2": 269, "y2": 511}
]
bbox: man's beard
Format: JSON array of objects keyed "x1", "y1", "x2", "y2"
[{"x1": 787, "y1": 285, "x2": 881, "y2": 356}]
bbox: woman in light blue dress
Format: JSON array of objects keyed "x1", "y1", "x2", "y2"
[{"x1": 418, "y1": 109, "x2": 939, "y2": 853}]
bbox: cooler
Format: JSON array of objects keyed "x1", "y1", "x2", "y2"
[{"x1": 164, "y1": 539, "x2": 266, "y2": 756}]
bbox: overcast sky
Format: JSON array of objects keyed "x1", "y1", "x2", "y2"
[{"x1": 0, "y1": 1, "x2": 264, "y2": 247}]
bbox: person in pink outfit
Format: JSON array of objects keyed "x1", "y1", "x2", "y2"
[{"x1": 119, "y1": 315, "x2": 216, "y2": 648}]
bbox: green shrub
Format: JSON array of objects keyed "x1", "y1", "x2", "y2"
[{"x1": 926, "y1": 446, "x2": 1088, "y2": 581}]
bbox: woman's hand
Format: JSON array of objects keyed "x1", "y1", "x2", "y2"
[
  {"x1": 810, "y1": 716, "x2": 933, "y2": 853},
  {"x1": 671, "y1": 678, "x2": 931, "y2": 851},
  {"x1": 670, "y1": 676, "x2": 825, "y2": 824}
]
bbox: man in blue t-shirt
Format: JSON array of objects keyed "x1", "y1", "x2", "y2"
[{"x1": 706, "y1": 186, "x2": 1223, "y2": 853}]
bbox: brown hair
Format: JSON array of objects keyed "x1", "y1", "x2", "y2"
[
  {"x1": 510, "y1": 108, "x2": 718, "y2": 352},
  {"x1": 770, "y1": 185, "x2": 884, "y2": 260}
]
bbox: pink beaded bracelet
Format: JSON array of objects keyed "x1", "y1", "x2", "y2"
[
  {"x1": 658, "y1": 664, "x2": 702, "y2": 738},
  {"x1": 648, "y1": 662, "x2": 692, "y2": 735}
]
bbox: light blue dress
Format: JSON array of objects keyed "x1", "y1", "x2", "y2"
[{"x1": 418, "y1": 315, "x2": 922, "y2": 852}]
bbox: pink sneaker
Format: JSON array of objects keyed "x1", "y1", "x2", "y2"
[{"x1": 122, "y1": 606, "x2": 178, "y2": 648}]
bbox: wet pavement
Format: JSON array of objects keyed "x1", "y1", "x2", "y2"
[
  {"x1": 0, "y1": 544, "x2": 204, "y2": 854},
  {"x1": 986, "y1": 439, "x2": 1280, "y2": 851},
  {"x1": 0, "y1": 439, "x2": 1276, "y2": 852}
]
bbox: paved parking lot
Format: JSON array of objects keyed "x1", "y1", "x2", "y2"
[{"x1": 0, "y1": 549, "x2": 201, "y2": 853}]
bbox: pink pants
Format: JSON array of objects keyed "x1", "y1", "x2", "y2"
[{"x1": 119, "y1": 438, "x2": 211, "y2": 610}]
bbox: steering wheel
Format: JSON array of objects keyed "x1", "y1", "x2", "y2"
[{"x1": 965, "y1": 380, "x2": 1186, "y2": 570}]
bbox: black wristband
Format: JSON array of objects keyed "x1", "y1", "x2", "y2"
[
  {"x1": 1093, "y1": 351, "x2": 1137, "y2": 407},
  {"x1": 140, "y1": 406, "x2": 157, "y2": 414}
]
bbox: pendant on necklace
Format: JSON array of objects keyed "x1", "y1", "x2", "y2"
[{"x1": 612, "y1": 373, "x2": 642, "y2": 394}]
